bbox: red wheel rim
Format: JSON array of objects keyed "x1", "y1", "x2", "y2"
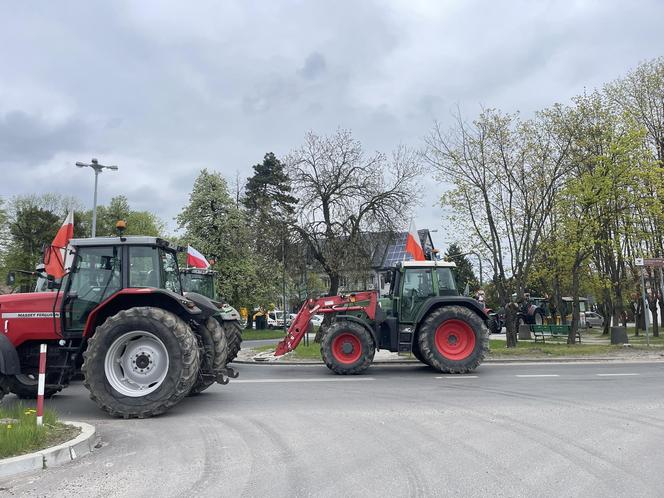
[
  {"x1": 434, "y1": 319, "x2": 476, "y2": 360},
  {"x1": 331, "y1": 333, "x2": 362, "y2": 364}
]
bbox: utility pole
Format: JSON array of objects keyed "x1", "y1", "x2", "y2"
[{"x1": 75, "y1": 158, "x2": 118, "y2": 237}]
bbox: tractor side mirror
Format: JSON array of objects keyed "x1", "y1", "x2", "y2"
[
  {"x1": 6, "y1": 272, "x2": 16, "y2": 286},
  {"x1": 384, "y1": 272, "x2": 392, "y2": 284},
  {"x1": 46, "y1": 274, "x2": 61, "y2": 290}
]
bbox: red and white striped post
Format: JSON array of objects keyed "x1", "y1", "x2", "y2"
[{"x1": 36, "y1": 343, "x2": 47, "y2": 426}]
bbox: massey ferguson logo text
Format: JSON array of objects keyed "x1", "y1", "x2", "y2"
[{"x1": 1, "y1": 312, "x2": 60, "y2": 319}]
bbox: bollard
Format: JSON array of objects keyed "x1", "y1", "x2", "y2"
[{"x1": 36, "y1": 344, "x2": 47, "y2": 426}]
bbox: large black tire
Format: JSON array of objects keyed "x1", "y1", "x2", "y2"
[
  {"x1": 82, "y1": 307, "x2": 200, "y2": 418},
  {"x1": 320, "y1": 320, "x2": 375, "y2": 375},
  {"x1": 411, "y1": 338, "x2": 431, "y2": 366},
  {"x1": 418, "y1": 305, "x2": 489, "y2": 374},
  {"x1": 0, "y1": 375, "x2": 9, "y2": 403},
  {"x1": 221, "y1": 319, "x2": 243, "y2": 362},
  {"x1": 6, "y1": 373, "x2": 63, "y2": 399},
  {"x1": 189, "y1": 318, "x2": 229, "y2": 395}
]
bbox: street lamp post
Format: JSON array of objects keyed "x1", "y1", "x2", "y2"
[{"x1": 75, "y1": 158, "x2": 118, "y2": 237}]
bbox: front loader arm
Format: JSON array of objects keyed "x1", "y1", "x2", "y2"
[{"x1": 274, "y1": 291, "x2": 379, "y2": 356}]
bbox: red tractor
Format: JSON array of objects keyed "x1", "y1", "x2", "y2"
[
  {"x1": 275, "y1": 261, "x2": 489, "y2": 374},
  {"x1": 0, "y1": 236, "x2": 235, "y2": 418}
]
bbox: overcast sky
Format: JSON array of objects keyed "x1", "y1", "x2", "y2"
[{"x1": 1, "y1": 0, "x2": 662, "y2": 252}]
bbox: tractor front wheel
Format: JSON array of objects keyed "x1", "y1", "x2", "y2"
[
  {"x1": 82, "y1": 307, "x2": 199, "y2": 418},
  {"x1": 221, "y1": 319, "x2": 243, "y2": 363},
  {"x1": 418, "y1": 305, "x2": 489, "y2": 374},
  {"x1": 189, "y1": 317, "x2": 228, "y2": 395},
  {"x1": 6, "y1": 373, "x2": 63, "y2": 399},
  {"x1": 321, "y1": 321, "x2": 374, "y2": 375}
]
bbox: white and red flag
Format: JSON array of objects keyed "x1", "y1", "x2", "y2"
[
  {"x1": 45, "y1": 211, "x2": 74, "y2": 278},
  {"x1": 405, "y1": 220, "x2": 426, "y2": 261},
  {"x1": 187, "y1": 245, "x2": 211, "y2": 269}
]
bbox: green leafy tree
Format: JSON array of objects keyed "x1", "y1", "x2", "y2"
[
  {"x1": 444, "y1": 243, "x2": 479, "y2": 294},
  {"x1": 178, "y1": 169, "x2": 280, "y2": 310}
]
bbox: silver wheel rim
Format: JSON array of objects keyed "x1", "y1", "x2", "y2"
[{"x1": 104, "y1": 331, "x2": 170, "y2": 397}]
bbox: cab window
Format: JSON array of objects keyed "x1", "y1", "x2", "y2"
[{"x1": 436, "y1": 268, "x2": 457, "y2": 296}]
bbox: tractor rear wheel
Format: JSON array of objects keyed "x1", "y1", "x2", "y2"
[
  {"x1": 189, "y1": 318, "x2": 228, "y2": 395},
  {"x1": 82, "y1": 307, "x2": 199, "y2": 418},
  {"x1": 418, "y1": 305, "x2": 489, "y2": 374},
  {"x1": 221, "y1": 319, "x2": 243, "y2": 362},
  {"x1": 321, "y1": 320, "x2": 374, "y2": 375}
]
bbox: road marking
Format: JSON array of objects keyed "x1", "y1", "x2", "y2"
[
  {"x1": 515, "y1": 374, "x2": 560, "y2": 378},
  {"x1": 435, "y1": 376, "x2": 478, "y2": 379},
  {"x1": 596, "y1": 373, "x2": 640, "y2": 377},
  {"x1": 232, "y1": 377, "x2": 376, "y2": 384}
]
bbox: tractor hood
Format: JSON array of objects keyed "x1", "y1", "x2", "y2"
[{"x1": 0, "y1": 291, "x2": 59, "y2": 313}]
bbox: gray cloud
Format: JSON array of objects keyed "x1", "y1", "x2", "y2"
[
  {"x1": 299, "y1": 52, "x2": 327, "y2": 80},
  {"x1": 0, "y1": 0, "x2": 662, "y2": 251},
  {"x1": 0, "y1": 111, "x2": 90, "y2": 164}
]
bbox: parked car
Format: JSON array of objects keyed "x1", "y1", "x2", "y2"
[
  {"x1": 585, "y1": 311, "x2": 604, "y2": 328},
  {"x1": 310, "y1": 314, "x2": 324, "y2": 327}
]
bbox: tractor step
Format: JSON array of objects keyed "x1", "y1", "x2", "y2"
[{"x1": 397, "y1": 329, "x2": 413, "y2": 353}]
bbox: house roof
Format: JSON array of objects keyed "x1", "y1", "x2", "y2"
[{"x1": 370, "y1": 229, "x2": 435, "y2": 269}]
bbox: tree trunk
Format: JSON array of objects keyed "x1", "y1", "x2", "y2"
[
  {"x1": 568, "y1": 266, "x2": 581, "y2": 344},
  {"x1": 649, "y1": 295, "x2": 659, "y2": 337},
  {"x1": 505, "y1": 303, "x2": 518, "y2": 348}
]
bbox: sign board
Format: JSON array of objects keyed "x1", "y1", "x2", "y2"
[{"x1": 636, "y1": 257, "x2": 664, "y2": 267}]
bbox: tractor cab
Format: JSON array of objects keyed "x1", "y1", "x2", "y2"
[
  {"x1": 380, "y1": 260, "x2": 458, "y2": 322},
  {"x1": 180, "y1": 268, "x2": 217, "y2": 301},
  {"x1": 61, "y1": 236, "x2": 186, "y2": 336}
]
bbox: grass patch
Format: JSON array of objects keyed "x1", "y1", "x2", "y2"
[
  {"x1": 581, "y1": 326, "x2": 664, "y2": 346},
  {"x1": 0, "y1": 404, "x2": 80, "y2": 459},
  {"x1": 487, "y1": 340, "x2": 626, "y2": 357},
  {"x1": 253, "y1": 338, "x2": 661, "y2": 360},
  {"x1": 242, "y1": 329, "x2": 288, "y2": 341},
  {"x1": 255, "y1": 342, "x2": 322, "y2": 359}
]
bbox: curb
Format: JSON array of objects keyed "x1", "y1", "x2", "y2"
[
  {"x1": 0, "y1": 421, "x2": 98, "y2": 480},
  {"x1": 233, "y1": 355, "x2": 664, "y2": 366}
]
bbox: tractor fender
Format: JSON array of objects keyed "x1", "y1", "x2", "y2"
[
  {"x1": 83, "y1": 288, "x2": 209, "y2": 338},
  {"x1": 414, "y1": 297, "x2": 488, "y2": 330},
  {"x1": 0, "y1": 334, "x2": 21, "y2": 375},
  {"x1": 333, "y1": 315, "x2": 379, "y2": 348},
  {"x1": 182, "y1": 291, "x2": 222, "y2": 316},
  {"x1": 193, "y1": 296, "x2": 242, "y2": 322},
  {"x1": 216, "y1": 303, "x2": 242, "y2": 322}
]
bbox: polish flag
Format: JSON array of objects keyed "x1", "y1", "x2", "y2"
[
  {"x1": 187, "y1": 246, "x2": 210, "y2": 269},
  {"x1": 45, "y1": 211, "x2": 74, "y2": 278},
  {"x1": 405, "y1": 220, "x2": 426, "y2": 261}
]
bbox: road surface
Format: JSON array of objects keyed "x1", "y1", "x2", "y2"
[{"x1": 2, "y1": 361, "x2": 663, "y2": 497}]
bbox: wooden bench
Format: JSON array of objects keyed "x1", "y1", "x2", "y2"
[{"x1": 531, "y1": 324, "x2": 581, "y2": 343}]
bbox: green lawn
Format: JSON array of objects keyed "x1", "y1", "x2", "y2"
[
  {"x1": 0, "y1": 404, "x2": 80, "y2": 459},
  {"x1": 253, "y1": 337, "x2": 660, "y2": 361},
  {"x1": 582, "y1": 326, "x2": 664, "y2": 346},
  {"x1": 241, "y1": 329, "x2": 289, "y2": 341}
]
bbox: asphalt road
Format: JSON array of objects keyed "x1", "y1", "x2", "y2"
[{"x1": 2, "y1": 360, "x2": 664, "y2": 497}]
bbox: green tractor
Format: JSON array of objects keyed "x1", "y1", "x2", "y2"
[
  {"x1": 179, "y1": 268, "x2": 244, "y2": 362},
  {"x1": 276, "y1": 260, "x2": 490, "y2": 375}
]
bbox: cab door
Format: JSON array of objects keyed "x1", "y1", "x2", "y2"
[
  {"x1": 61, "y1": 246, "x2": 122, "y2": 336},
  {"x1": 399, "y1": 268, "x2": 435, "y2": 323}
]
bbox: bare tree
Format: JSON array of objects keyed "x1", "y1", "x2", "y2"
[
  {"x1": 424, "y1": 108, "x2": 570, "y2": 305},
  {"x1": 286, "y1": 130, "x2": 421, "y2": 300}
]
